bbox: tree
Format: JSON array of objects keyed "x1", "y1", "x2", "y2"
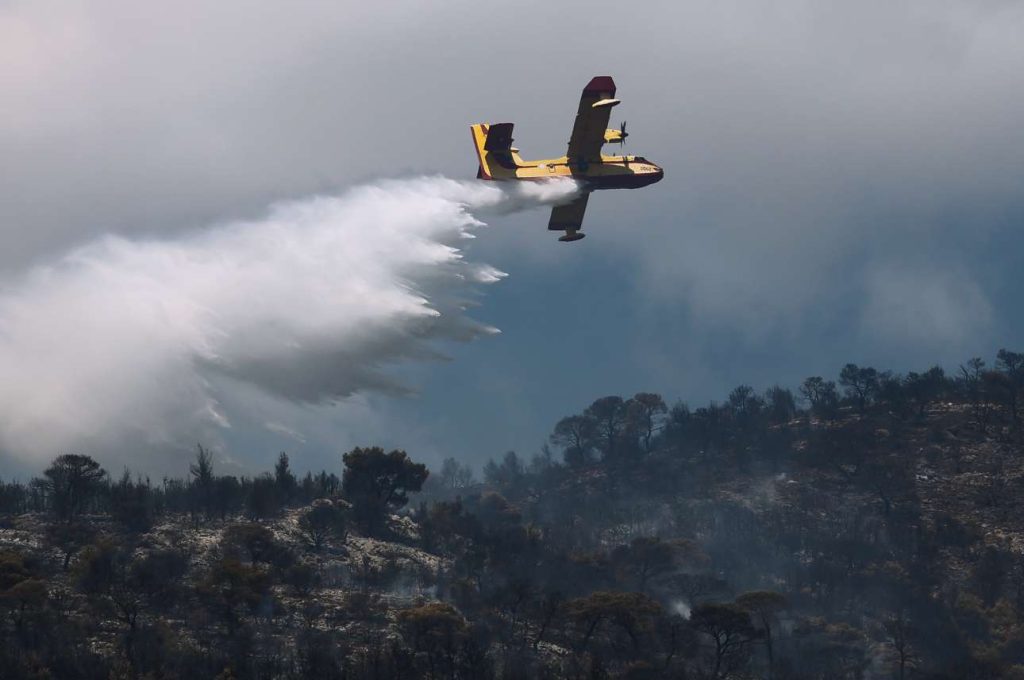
[
  {"x1": 584, "y1": 396, "x2": 628, "y2": 459},
  {"x1": 689, "y1": 603, "x2": 758, "y2": 679},
  {"x1": 839, "y1": 363, "x2": 879, "y2": 413},
  {"x1": 313, "y1": 471, "x2": 340, "y2": 497},
  {"x1": 610, "y1": 537, "x2": 703, "y2": 593},
  {"x1": 189, "y1": 444, "x2": 215, "y2": 520},
  {"x1": 862, "y1": 455, "x2": 916, "y2": 517},
  {"x1": 131, "y1": 547, "x2": 189, "y2": 611},
  {"x1": 550, "y1": 415, "x2": 596, "y2": 467},
  {"x1": 482, "y1": 451, "x2": 525, "y2": 494},
  {"x1": 43, "y1": 454, "x2": 106, "y2": 523},
  {"x1": 0, "y1": 480, "x2": 28, "y2": 515},
  {"x1": 689, "y1": 404, "x2": 729, "y2": 456},
  {"x1": 0, "y1": 550, "x2": 47, "y2": 632},
  {"x1": 531, "y1": 590, "x2": 564, "y2": 649},
  {"x1": 973, "y1": 545, "x2": 1009, "y2": 606},
  {"x1": 74, "y1": 539, "x2": 145, "y2": 632},
  {"x1": 200, "y1": 558, "x2": 272, "y2": 633},
  {"x1": 246, "y1": 474, "x2": 282, "y2": 520},
  {"x1": 735, "y1": 591, "x2": 787, "y2": 680},
  {"x1": 799, "y1": 377, "x2": 839, "y2": 421},
  {"x1": 790, "y1": 620, "x2": 867, "y2": 678},
  {"x1": 959, "y1": 357, "x2": 992, "y2": 433},
  {"x1": 566, "y1": 591, "x2": 662, "y2": 656},
  {"x1": 728, "y1": 385, "x2": 765, "y2": 432},
  {"x1": 995, "y1": 349, "x2": 1024, "y2": 428},
  {"x1": 438, "y1": 457, "x2": 475, "y2": 490},
  {"x1": 342, "y1": 447, "x2": 428, "y2": 535},
  {"x1": 109, "y1": 469, "x2": 156, "y2": 533},
  {"x1": 289, "y1": 564, "x2": 323, "y2": 602},
  {"x1": 882, "y1": 610, "x2": 917, "y2": 680},
  {"x1": 297, "y1": 502, "x2": 348, "y2": 552},
  {"x1": 46, "y1": 521, "x2": 97, "y2": 570},
  {"x1": 625, "y1": 393, "x2": 668, "y2": 454},
  {"x1": 274, "y1": 452, "x2": 297, "y2": 506},
  {"x1": 904, "y1": 366, "x2": 946, "y2": 417},
  {"x1": 221, "y1": 523, "x2": 280, "y2": 566},
  {"x1": 765, "y1": 386, "x2": 797, "y2": 424},
  {"x1": 212, "y1": 475, "x2": 244, "y2": 519},
  {"x1": 876, "y1": 371, "x2": 910, "y2": 417},
  {"x1": 398, "y1": 602, "x2": 468, "y2": 678}
]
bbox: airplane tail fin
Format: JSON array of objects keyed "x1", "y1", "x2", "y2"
[
  {"x1": 470, "y1": 123, "x2": 518, "y2": 179},
  {"x1": 482, "y1": 122, "x2": 514, "y2": 151}
]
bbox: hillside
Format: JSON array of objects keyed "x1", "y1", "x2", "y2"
[{"x1": 1, "y1": 353, "x2": 1023, "y2": 679}]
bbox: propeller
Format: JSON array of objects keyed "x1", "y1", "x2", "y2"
[{"x1": 619, "y1": 121, "x2": 629, "y2": 167}]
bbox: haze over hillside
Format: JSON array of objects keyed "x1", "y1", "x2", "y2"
[{"x1": 2, "y1": 349, "x2": 1023, "y2": 678}]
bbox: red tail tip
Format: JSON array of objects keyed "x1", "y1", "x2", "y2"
[{"x1": 583, "y1": 76, "x2": 616, "y2": 95}]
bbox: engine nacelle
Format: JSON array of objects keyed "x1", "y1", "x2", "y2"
[{"x1": 603, "y1": 128, "x2": 627, "y2": 144}]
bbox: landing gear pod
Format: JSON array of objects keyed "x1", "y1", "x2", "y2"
[
  {"x1": 558, "y1": 231, "x2": 586, "y2": 242},
  {"x1": 469, "y1": 76, "x2": 663, "y2": 243}
]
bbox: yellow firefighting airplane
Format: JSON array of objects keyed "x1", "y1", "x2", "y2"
[{"x1": 471, "y1": 76, "x2": 663, "y2": 242}]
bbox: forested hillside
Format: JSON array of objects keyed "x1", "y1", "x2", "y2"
[{"x1": 2, "y1": 350, "x2": 1023, "y2": 679}]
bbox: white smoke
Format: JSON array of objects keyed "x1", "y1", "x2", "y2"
[
  {"x1": 671, "y1": 599, "x2": 692, "y2": 619},
  {"x1": 0, "y1": 176, "x2": 579, "y2": 469}
]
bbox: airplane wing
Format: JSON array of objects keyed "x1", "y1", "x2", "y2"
[
  {"x1": 548, "y1": 193, "x2": 589, "y2": 241},
  {"x1": 565, "y1": 76, "x2": 619, "y2": 164}
]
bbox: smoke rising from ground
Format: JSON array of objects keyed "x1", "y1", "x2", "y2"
[{"x1": 0, "y1": 176, "x2": 579, "y2": 469}]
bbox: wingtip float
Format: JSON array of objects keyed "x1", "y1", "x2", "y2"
[{"x1": 471, "y1": 76, "x2": 664, "y2": 242}]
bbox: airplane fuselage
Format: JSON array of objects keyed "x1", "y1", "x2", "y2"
[
  {"x1": 469, "y1": 76, "x2": 660, "y2": 241},
  {"x1": 470, "y1": 124, "x2": 664, "y2": 190}
]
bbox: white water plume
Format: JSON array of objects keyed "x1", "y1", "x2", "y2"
[{"x1": 0, "y1": 176, "x2": 579, "y2": 468}]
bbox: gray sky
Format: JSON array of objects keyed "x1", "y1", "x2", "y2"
[{"x1": 2, "y1": 0, "x2": 1023, "y2": 476}]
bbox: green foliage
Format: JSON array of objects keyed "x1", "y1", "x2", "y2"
[
  {"x1": 0, "y1": 551, "x2": 47, "y2": 634},
  {"x1": 296, "y1": 502, "x2": 347, "y2": 552},
  {"x1": 246, "y1": 474, "x2": 283, "y2": 520},
  {"x1": 800, "y1": 376, "x2": 840, "y2": 420},
  {"x1": 584, "y1": 395, "x2": 629, "y2": 459},
  {"x1": 839, "y1": 363, "x2": 880, "y2": 413},
  {"x1": 626, "y1": 393, "x2": 668, "y2": 453},
  {"x1": 341, "y1": 446, "x2": 428, "y2": 535},
  {"x1": 43, "y1": 454, "x2": 106, "y2": 522},
  {"x1": 45, "y1": 520, "x2": 96, "y2": 570},
  {"x1": 109, "y1": 469, "x2": 157, "y2": 533},
  {"x1": 284, "y1": 562, "x2": 320, "y2": 597},
  {"x1": 74, "y1": 538, "x2": 128, "y2": 594},
  {"x1": 398, "y1": 602, "x2": 469, "y2": 677},
  {"x1": 765, "y1": 385, "x2": 797, "y2": 424},
  {"x1": 996, "y1": 349, "x2": 1024, "y2": 427},
  {"x1": 610, "y1": 536, "x2": 704, "y2": 592},
  {"x1": 273, "y1": 452, "x2": 296, "y2": 505},
  {"x1": 199, "y1": 558, "x2": 272, "y2": 630},
  {"x1": 551, "y1": 414, "x2": 597, "y2": 467},
  {"x1": 438, "y1": 457, "x2": 475, "y2": 490},
  {"x1": 221, "y1": 523, "x2": 283, "y2": 566},
  {"x1": 567, "y1": 590, "x2": 662, "y2": 654},
  {"x1": 0, "y1": 348, "x2": 1022, "y2": 678},
  {"x1": 189, "y1": 444, "x2": 216, "y2": 520},
  {"x1": 482, "y1": 451, "x2": 524, "y2": 492},
  {"x1": 690, "y1": 603, "x2": 759, "y2": 679}
]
